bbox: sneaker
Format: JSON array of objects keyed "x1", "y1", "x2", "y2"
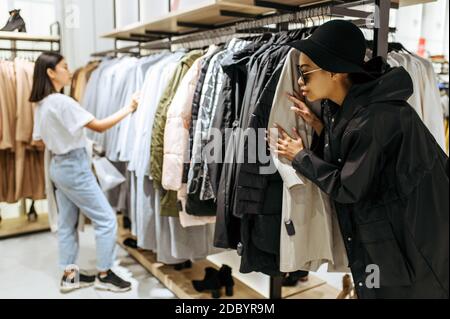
[
  {"x1": 60, "y1": 271, "x2": 96, "y2": 293},
  {"x1": 95, "y1": 270, "x2": 132, "y2": 292}
]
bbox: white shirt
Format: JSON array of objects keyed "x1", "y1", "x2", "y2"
[{"x1": 33, "y1": 93, "x2": 95, "y2": 155}]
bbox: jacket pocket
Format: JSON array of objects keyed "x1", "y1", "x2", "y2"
[{"x1": 358, "y1": 219, "x2": 413, "y2": 287}]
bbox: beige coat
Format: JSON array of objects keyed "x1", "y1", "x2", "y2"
[
  {"x1": 268, "y1": 49, "x2": 349, "y2": 273},
  {"x1": 14, "y1": 59, "x2": 45, "y2": 201},
  {"x1": 0, "y1": 61, "x2": 16, "y2": 202},
  {"x1": 0, "y1": 60, "x2": 16, "y2": 150}
]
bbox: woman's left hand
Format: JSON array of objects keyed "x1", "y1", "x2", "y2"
[{"x1": 267, "y1": 123, "x2": 304, "y2": 162}]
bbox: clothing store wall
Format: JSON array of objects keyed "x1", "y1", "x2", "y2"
[
  {"x1": 55, "y1": 0, "x2": 114, "y2": 70},
  {"x1": 114, "y1": 0, "x2": 170, "y2": 50},
  {"x1": 396, "y1": 0, "x2": 449, "y2": 58}
]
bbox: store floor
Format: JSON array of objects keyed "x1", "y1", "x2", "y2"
[{"x1": 0, "y1": 226, "x2": 176, "y2": 299}]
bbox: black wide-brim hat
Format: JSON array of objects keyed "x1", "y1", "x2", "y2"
[{"x1": 288, "y1": 19, "x2": 369, "y2": 74}]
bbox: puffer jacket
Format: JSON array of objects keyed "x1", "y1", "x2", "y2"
[
  {"x1": 150, "y1": 50, "x2": 203, "y2": 217},
  {"x1": 162, "y1": 48, "x2": 212, "y2": 191}
]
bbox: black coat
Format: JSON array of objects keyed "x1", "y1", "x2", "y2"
[{"x1": 292, "y1": 58, "x2": 449, "y2": 298}]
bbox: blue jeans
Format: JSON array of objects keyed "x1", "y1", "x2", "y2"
[{"x1": 49, "y1": 148, "x2": 117, "y2": 272}]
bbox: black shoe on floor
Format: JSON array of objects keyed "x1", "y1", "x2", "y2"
[
  {"x1": 174, "y1": 260, "x2": 192, "y2": 271},
  {"x1": 218, "y1": 265, "x2": 235, "y2": 296},
  {"x1": 60, "y1": 271, "x2": 96, "y2": 293},
  {"x1": 282, "y1": 270, "x2": 309, "y2": 287},
  {"x1": 123, "y1": 238, "x2": 138, "y2": 249},
  {"x1": 192, "y1": 267, "x2": 222, "y2": 298},
  {"x1": 95, "y1": 270, "x2": 132, "y2": 293}
]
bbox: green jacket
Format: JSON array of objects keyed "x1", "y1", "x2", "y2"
[{"x1": 150, "y1": 50, "x2": 203, "y2": 217}]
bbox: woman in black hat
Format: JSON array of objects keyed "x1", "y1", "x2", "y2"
[{"x1": 269, "y1": 19, "x2": 449, "y2": 299}]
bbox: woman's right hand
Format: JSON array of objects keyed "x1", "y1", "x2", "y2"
[
  {"x1": 129, "y1": 91, "x2": 141, "y2": 113},
  {"x1": 287, "y1": 92, "x2": 324, "y2": 135}
]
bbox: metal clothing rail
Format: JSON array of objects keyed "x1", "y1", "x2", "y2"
[{"x1": 97, "y1": 0, "x2": 393, "y2": 59}]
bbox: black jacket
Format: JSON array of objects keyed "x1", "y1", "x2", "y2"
[
  {"x1": 214, "y1": 43, "x2": 290, "y2": 277},
  {"x1": 292, "y1": 58, "x2": 449, "y2": 298}
]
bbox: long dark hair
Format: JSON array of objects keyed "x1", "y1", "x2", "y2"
[{"x1": 29, "y1": 52, "x2": 64, "y2": 103}]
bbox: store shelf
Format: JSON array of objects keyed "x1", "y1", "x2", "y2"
[
  {"x1": 395, "y1": 0, "x2": 436, "y2": 7},
  {"x1": 101, "y1": 0, "x2": 401, "y2": 42},
  {"x1": 0, "y1": 213, "x2": 50, "y2": 240},
  {"x1": 0, "y1": 31, "x2": 60, "y2": 42},
  {"x1": 118, "y1": 226, "x2": 331, "y2": 299},
  {"x1": 102, "y1": 0, "x2": 277, "y2": 40},
  {"x1": 236, "y1": 0, "x2": 324, "y2": 8}
]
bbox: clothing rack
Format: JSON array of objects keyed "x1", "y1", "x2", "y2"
[
  {"x1": 96, "y1": 0, "x2": 394, "y2": 60},
  {"x1": 91, "y1": 0, "x2": 395, "y2": 299},
  {"x1": 0, "y1": 23, "x2": 61, "y2": 239}
]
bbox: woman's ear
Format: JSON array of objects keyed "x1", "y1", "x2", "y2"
[{"x1": 46, "y1": 68, "x2": 55, "y2": 80}]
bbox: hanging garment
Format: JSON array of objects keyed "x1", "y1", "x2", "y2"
[
  {"x1": 206, "y1": 40, "x2": 268, "y2": 200},
  {"x1": 162, "y1": 46, "x2": 218, "y2": 192},
  {"x1": 177, "y1": 184, "x2": 216, "y2": 228},
  {"x1": 292, "y1": 57, "x2": 449, "y2": 299},
  {"x1": 14, "y1": 58, "x2": 45, "y2": 201},
  {"x1": 445, "y1": 118, "x2": 449, "y2": 154},
  {"x1": 182, "y1": 47, "x2": 224, "y2": 217},
  {"x1": 162, "y1": 45, "x2": 221, "y2": 227},
  {"x1": 0, "y1": 150, "x2": 15, "y2": 203},
  {"x1": 187, "y1": 39, "x2": 249, "y2": 202},
  {"x1": 128, "y1": 52, "x2": 182, "y2": 246},
  {"x1": 106, "y1": 54, "x2": 168, "y2": 220},
  {"x1": 214, "y1": 36, "x2": 291, "y2": 252},
  {"x1": 388, "y1": 52, "x2": 446, "y2": 151},
  {"x1": 150, "y1": 49, "x2": 203, "y2": 217},
  {"x1": 103, "y1": 57, "x2": 138, "y2": 161},
  {"x1": 0, "y1": 60, "x2": 16, "y2": 150},
  {"x1": 0, "y1": 59, "x2": 45, "y2": 203},
  {"x1": 117, "y1": 53, "x2": 167, "y2": 162},
  {"x1": 183, "y1": 46, "x2": 224, "y2": 186},
  {"x1": 149, "y1": 50, "x2": 221, "y2": 263},
  {"x1": 0, "y1": 60, "x2": 16, "y2": 203},
  {"x1": 70, "y1": 60, "x2": 100, "y2": 102},
  {"x1": 268, "y1": 49, "x2": 348, "y2": 273},
  {"x1": 84, "y1": 58, "x2": 127, "y2": 150}
]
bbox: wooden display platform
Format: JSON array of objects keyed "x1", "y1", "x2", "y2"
[
  {"x1": 0, "y1": 213, "x2": 50, "y2": 240},
  {"x1": 118, "y1": 228, "x2": 338, "y2": 299},
  {"x1": 288, "y1": 282, "x2": 340, "y2": 299}
]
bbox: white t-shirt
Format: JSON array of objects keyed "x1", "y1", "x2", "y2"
[{"x1": 33, "y1": 93, "x2": 95, "y2": 155}]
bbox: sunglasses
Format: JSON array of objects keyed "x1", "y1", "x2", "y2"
[{"x1": 296, "y1": 65, "x2": 322, "y2": 84}]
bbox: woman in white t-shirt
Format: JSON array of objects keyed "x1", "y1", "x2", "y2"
[{"x1": 30, "y1": 52, "x2": 139, "y2": 293}]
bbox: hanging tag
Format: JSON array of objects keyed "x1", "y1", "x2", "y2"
[{"x1": 285, "y1": 219, "x2": 296, "y2": 236}]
